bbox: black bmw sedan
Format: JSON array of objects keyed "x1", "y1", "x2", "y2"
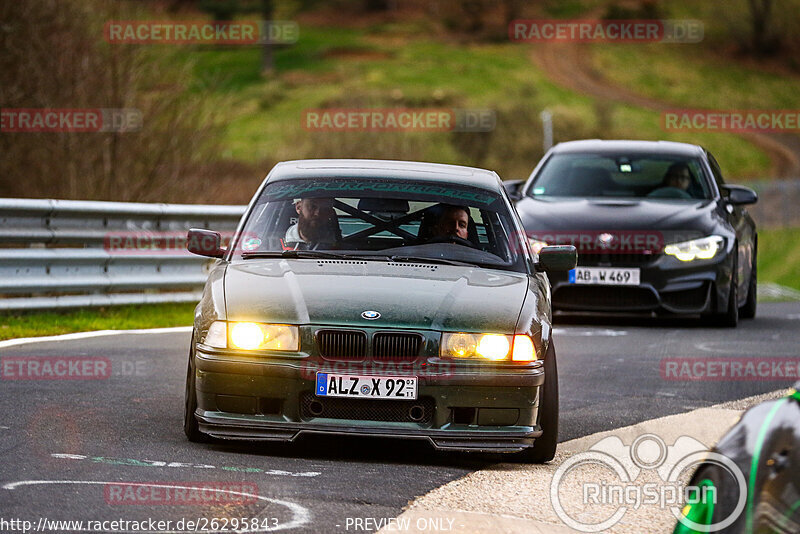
[{"x1": 508, "y1": 140, "x2": 758, "y2": 327}]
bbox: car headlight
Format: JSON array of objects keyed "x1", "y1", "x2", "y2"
[
  {"x1": 664, "y1": 236, "x2": 723, "y2": 262},
  {"x1": 528, "y1": 239, "x2": 549, "y2": 255},
  {"x1": 441, "y1": 333, "x2": 536, "y2": 362},
  {"x1": 202, "y1": 321, "x2": 299, "y2": 351}
]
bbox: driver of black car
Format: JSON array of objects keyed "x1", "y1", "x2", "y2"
[
  {"x1": 648, "y1": 163, "x2": 693, "y2": 199},
  {"x1": 284, "y1": 197, "x2": 340, "y2": 248}
]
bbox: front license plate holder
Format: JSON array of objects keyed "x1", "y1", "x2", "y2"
[
  {"x1": 315, "y1": 373, "x2": 418, "y2": 400},
  {"x1": 569, "y1": 267, "x2": 640, "y2": 286}
]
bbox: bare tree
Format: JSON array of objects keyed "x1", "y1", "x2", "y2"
[
  {"x1": 0, "y1": 0, "x2": 222, "y2": 202},
  {"x1": 261, "y1": 0, "x2": 275, "y2": 76},
  {"x1": 747, "y1": 0, "x2": 779, "y2": 54}
]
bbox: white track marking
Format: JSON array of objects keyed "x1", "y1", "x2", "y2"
[
  {"x1": 553, "y1": 328, "x2": 628, "y2": 336},
  {"x1": 2, "y1": 480, "x2": 310, "y2": 533},
  {"x1": 0, "y1": 327, "x2": 192, "y2": 349},
  {"x1": 50, "y1": 453, "x2": 320, "y2": 477}
]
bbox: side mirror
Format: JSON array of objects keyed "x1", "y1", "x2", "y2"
[
  {"x1": 187, "y1": 228, "x2": 224, "y2": 258},
  {"x1": 503, "y1": 179, "x2": 526, "y2": 201},
  {"x1": 722, "y1": 185, "x2": 758, "y2": 205},
  {"x1": 536, "y1": 245, "x2": 578, "y2": 272}
]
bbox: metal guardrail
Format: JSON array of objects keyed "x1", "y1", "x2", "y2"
[
  {"x1": 0, "y1": 199, "x2": 246, "y2": 311},
  {"x1": 1, "y1": 179, "x2": 796, "y2": 311},
  {"x1": 746, "y1": 179, "x2": 800, "y2": 228}
]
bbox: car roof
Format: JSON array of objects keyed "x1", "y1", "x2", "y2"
[
  {"x1": 266, "y1": 159, "x2": 503, "y2": 191},
  {"x1": 550, "y1": 139, "x2": 704, "y2": 158}
]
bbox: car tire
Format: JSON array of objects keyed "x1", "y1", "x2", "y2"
[
  {"x1": 519, "y1": 340, "x2": 559, "y2": 463},
  {"x1": 673, "y1": 463, "x2": 744, "y2": 533},
  {"x1": 707, "y1": 255, "x2": 738, "y2": 328},
  {"x1": 184, "y1": 337, "x2": 209, "y2": 443},
  {"x1": 739, "y1": 246, "x2": 757, "y2": 319}
]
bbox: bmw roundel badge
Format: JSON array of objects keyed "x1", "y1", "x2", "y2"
[{"x1": 361, "y1": 310, "x2": 381, "y2": 320}]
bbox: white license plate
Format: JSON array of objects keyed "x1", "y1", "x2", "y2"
[
  {"x1": 569, "y1": 267, "x2": 640, "y2": 286},
  {"x1": 315, "y1": 373, "x2": 418, "y2": 400}
]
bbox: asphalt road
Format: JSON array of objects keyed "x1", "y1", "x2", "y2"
[{"x1": 1, "y1": 302, "x2": 799, "y2": 533}]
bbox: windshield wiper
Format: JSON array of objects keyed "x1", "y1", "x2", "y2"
[
  {"x1": 241, "y1": 250, "x2": 390, "y2": 261},
  {"x1": 390, "y1": 255, "x2": 478, "y2": 267}
]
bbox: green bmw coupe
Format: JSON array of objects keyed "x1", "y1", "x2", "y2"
[{"x1": 184, "y1": 159, "x2": 576, "y2": 462}]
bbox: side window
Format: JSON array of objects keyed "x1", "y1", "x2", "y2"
[{"x1": 707, "y1": 152, "x2": 726, "y2": 187}]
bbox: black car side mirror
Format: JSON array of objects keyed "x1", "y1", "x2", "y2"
[
  {"x1": 187, "y1": 228, "x2": 224, "y2": 258},
  {"x1": 503, "y1": 179, "x2": 526, "y2": 200},
  {"x1": 536, "y1": 245, "x2": 578, "y2": 272},
  {"x1": 722, "y1": 185, "x2": 758, "y2": 205}
]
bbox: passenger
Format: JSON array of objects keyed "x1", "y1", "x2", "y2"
[{"x1": 284, "y1": 198, "x2": 339, "y2": 247}]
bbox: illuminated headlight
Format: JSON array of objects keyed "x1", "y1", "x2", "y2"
[
  {"x1": 664, "y1": 236, "x2": 723, "y2": 262},
  {"x1": 528, "y1": 239, "x2": 549, "y2": 255},
  {"x1": 202, "y1": 321, "x2": 299, "y2": 351},
  {"x1": 441, "y1": 333, "x2": 536, "y2": 362}
]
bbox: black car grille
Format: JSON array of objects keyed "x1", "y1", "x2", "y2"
[
  {"x1": 554, "y1": 285, "x2": 659, "y2": 310},
  {"x1": 300, "y1": 392, "x2": 434, "y2": 424},
  {"x1": 317, "y1": 330, "x2": 422, "y2": 361},
  {"x1": 578, "y1": 252, "x2": 659, "y2": 267},
  {"x1": 373, "y1": 333, "x2": 422, "y2": 360},
  {"x1": 317, "y1": 330, "x2": 367, "y2": 359}
]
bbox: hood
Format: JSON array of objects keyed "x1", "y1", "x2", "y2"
[
  {"x1": 516, "y1": 197, "x2": 719, "y2": 234},
  {"x1": 224, "y1": 259, "x2": 528, "y2": 332}
]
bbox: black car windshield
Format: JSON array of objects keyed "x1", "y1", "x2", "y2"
[
  {"x1": 528, "y1": 153, "x2": 712, "y2": 200},
  {"x1": 230, "y1": 178, "x2": 528, "y2": 272}
]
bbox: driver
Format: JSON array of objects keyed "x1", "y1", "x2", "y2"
[
  {"x1": 284, "y1": 197, "x2": 339, "y2": 247},
  {"x1": 429, "y1": 204, "x2": 470, "y2": 240},
  {"x1": 648, "y1": 163, "x2": 692, "y2": 198}
]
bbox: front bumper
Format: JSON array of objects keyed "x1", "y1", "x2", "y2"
[
  {"x1": 550, "y1": 251, "x2": 733, "y2": 315},
  {"x1": 193, "y1": 346, "x2": 545, "y2": 453}
]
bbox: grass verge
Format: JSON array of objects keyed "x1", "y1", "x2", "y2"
[
  {"x1": 758, "y1": 227, "x2": 800, "y2": 292},
  {"x1": 0, "y1": 302, "x2": 195, "y2": 342}
]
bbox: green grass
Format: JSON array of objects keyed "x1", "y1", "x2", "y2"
[
  {"x1": 0, "y1": 302, "x2": 195, "y2": 342},
  {"x1": 592, "y1": 44, "x2": 800, "y2": 111},
  {"x1": 758, "y1": 228, "x2": 800, "y2": 292},
  {"x1": 590, "y1": 44, "x2": 800, "y2": 178},
  {"x1": 162, "y1": 23, "x2": 770, "y2": 180}
]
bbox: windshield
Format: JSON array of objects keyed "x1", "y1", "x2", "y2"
[
  {"x1": 528, "y1": 153, "x2": 711, "y2": 200},
  {"x1": 230, "y1": 178, "x2": 528, "y2": 272}
]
